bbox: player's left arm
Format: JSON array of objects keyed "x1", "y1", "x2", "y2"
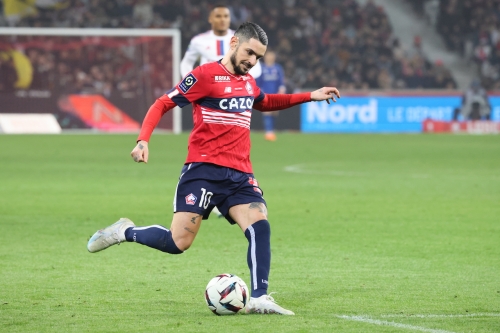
[
  {"x1": 253, "y1": 87, "x2": 340, "y2": 112},
  {"x1": 310, "y1": 87, "x2": 341, "y2": 103}
]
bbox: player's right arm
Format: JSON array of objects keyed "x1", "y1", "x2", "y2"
[
  {"x1": 180, "y1": 37, "x2": 201, "y2": 78},
  {"x1": 131, "y1": 66, "x2": 210, "y2": 163},
  {"x1": 130, "y1": 94, "x2": 175, "y2": 163}
]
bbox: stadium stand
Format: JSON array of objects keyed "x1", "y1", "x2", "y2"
[
  {"x1": 0, "y1": 34, "x2": 173, "y2": 98},
  {"x1": 0, "y1": 0, "x2": 457, "y2": 91},
  {"x1": 407, "y1": 0, "x2": 500, "y2": 90}
]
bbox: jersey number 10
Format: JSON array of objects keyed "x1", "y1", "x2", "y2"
[{"x1": 199, "y1": 188, "x2": 213, "y2": 209}]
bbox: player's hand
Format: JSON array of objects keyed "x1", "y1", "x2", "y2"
[
  {"x1": 311, "y1": 87, "x2": 341, "y2": 104},
  {"x1": 131, "y1": 140, "x2": 149, "y2": 163}
]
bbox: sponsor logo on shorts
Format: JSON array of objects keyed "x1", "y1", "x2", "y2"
[
  {"x1": 185, "y1": 193, "x2": 197, "y2": 205},
  {"x1": 253, "y1": 187, "x2": 262, "y2": 195},
  {"x1": 248, "y1": 177, "x2": 259, "y2": 187}
]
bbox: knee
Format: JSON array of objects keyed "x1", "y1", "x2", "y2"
[
  {"x1": 172, "y1": 234, "x2": 194, "y2": 251},
  {"x1": 249, "y1": 219, "x2": 270, "y2": 236}
]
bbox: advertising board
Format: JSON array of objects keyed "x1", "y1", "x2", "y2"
[{"x1": 301, "y1": 93, "x2": 500, "y2": 133}]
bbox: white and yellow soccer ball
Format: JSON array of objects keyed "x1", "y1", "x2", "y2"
[{"x1": 205, "y1": 273, "x2": 249, "y2": 315}]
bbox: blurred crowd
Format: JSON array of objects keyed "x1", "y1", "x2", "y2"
[
  {"x1": 0, "y1": 34, "x2": 173, "y2": 98},
  {"x1": 437, "y1": 0, "x2": 500, "y2": 90},
  {"x1": 245, "y1": 0, "x2": 457, "y2": 90},
  {"x1": 409, "y1": 0, "x2": 500, "y2": 90},
  {"x1": 0, "y1": 0, "x2": 458, "y2": 92}
]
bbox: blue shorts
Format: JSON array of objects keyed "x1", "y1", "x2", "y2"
[{"x1": 173, "y1": 162, "x2": 266, "y2": 224}]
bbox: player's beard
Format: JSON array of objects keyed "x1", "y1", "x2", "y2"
[{"x1": 230, "y1": 48, "x2": 252, "y2": 75}]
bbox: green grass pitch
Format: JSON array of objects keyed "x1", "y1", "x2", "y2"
[{"x1": 0, "y1": 133, "x2": 499, "y2": 332}]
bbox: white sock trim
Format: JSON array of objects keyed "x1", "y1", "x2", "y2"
[
  {"x1": 247, "y1": 225, "x2": 258, "y2": 291},
  {"x1": 132, "y1": 225, "x2": 169, "y2": 232}
]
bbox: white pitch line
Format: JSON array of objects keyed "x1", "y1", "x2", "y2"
[
  {"x1": 336, "y1": 315, "x2": 457, "y2": 333},
  {"x1": 283, "y1": 164, "x2": 365, "y2": 177},
  {"x1": 380, "y1": 313, "x2": 500, "y2": 318},
  {"x1": 284, "y1": 164, "x2": 500, "y2": 181}
]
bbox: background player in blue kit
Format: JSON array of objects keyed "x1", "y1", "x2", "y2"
[{"x1": 256, "y1": 50, "x2": 286, "y2": 141}]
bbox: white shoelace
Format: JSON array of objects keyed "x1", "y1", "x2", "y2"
[{"x1": 265, "y1": 292, "x2": 278, "y2": 303}]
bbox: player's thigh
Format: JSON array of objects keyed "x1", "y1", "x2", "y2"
[
  {"x1": 229, "y1": 202, "x2": 268, "y2": 232},
  {"x1": 170, "y1": 212, "x2": 203, "y2": 250}
]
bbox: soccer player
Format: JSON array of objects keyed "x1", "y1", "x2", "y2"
[
  {"x1": 181, "y1": 4, "x2": 261, "y2": 218},
  {"x1": 255, "y1": 50, "x2": 286, "y2": 141},
  {"x1": 180, "y1": 4, "x2": 261, "y2": 78},
  {"x1": 87, "y1": 22, "x2": 340, "y2": 315}
]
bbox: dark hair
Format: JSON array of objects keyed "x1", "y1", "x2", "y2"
[
  {"x1": 234, "y1": 22, "x2": 268, "y2": 46},
  {"x1": 211, "y1": 3, "x2": 229, "y2": 11}
]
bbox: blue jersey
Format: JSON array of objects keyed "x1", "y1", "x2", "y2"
[{"x1": 256, "y1": 63, "x2": 285, "y2": 94}]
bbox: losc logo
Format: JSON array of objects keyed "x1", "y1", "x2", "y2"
[
  {"x1": 185, "y1": 193, "x2": 197, "y2": 205},
  {"x1": 245, "y1": 81, "x2": 253, "y2": 94},
  {"x1": 307, "y1": 99, "x2": 378, "y2": 124}
]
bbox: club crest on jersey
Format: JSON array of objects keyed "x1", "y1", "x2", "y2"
[
  {"x1": 185, "y1": 193, "x2": 197, "y2": 205},
  {"x1": 179, "y1": 74, "x2": 197, "y2": 93},
  {"x1": 245, "y1": 81, "x2": 253, "y2": 94},
  {"x1": 214, "y1": 75, "x2": 231, "y2": 82}
]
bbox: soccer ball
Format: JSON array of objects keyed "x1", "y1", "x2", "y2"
[{"x1": 205, "y1": 273, "x2": 249, "y2": 315}]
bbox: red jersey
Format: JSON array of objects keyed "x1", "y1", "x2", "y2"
[
  {"x1": 173, "y1": 61, "x2": 261, "y2": 172},
  {"x1": 138, "y1": 61, "x2": 311, "y2": 173}
]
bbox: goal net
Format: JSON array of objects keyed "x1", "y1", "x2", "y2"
[{"x1": 0, "y1": 28, "x2": 181, "y2": 133}]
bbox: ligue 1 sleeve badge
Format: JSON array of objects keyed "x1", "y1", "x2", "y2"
[{"x1": 179, "y1": 73, "x2": 198, "y2": 93}]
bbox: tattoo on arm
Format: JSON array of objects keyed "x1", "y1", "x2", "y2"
[
  {"x1": 190, "y1": 215, "x2": 201, "y2": 224},
  {"x1": 183, "y1": 227, "x2": 195, "y2": 234},
  {"x1": 138, "y1": 144, "x2": 144, "y2": 150},
  {"x1": 249, "y1": 202, "x2": 268, "y2": 215}
]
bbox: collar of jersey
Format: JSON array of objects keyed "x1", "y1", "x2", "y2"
[
  {"x1": 217, "y1": 60, "x2": 249, "y2": 81},
  {"x1": 209, "y1": 29, "x2": 234, "y2": 38}
]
